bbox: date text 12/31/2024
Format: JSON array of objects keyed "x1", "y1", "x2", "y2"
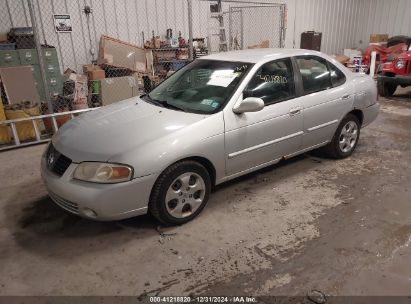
[{"x1": 149, "y1": 296, "x2": 257, "y2": 303}]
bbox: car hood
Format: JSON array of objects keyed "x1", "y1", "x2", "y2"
[{"x1": 53, "y1": 97, "x2": 206, "y2": 163}]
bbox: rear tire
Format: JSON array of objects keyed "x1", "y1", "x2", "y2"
[
  {"x1": 149, "y1": 161, "x2": 211, "y2": 226},
  {"x1": 377, "y1": 78, "x2": 397, "y2": 97},
  {"x1": 323, "y1": 114, "x2": 360, "y2": 159}
]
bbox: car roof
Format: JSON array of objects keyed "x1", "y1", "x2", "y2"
[{"x1": 199, "y1": 48, "x2": 324, "y2": 63}]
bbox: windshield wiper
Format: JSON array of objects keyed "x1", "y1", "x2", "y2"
[
  {"x1": 161, "y1": 101, "x2": 187, "y2": 112},
  {"x1": 141, "y1": 94, "x2": 186, "y2": 112},
  {"x1": 141, "y1": 94, "x2": 163, "y2": 106}
]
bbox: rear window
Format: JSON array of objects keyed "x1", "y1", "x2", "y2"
[
  {"x1": 328, "y1": 63, "x2": 346, "y2": 87},
  {"x1": 296, "y1": 56, "x2": 333, "y2": 95}
]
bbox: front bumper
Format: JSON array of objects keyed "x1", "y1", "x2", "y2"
[
  {"x1": 379, "y1": 75, "x2": 411, "y2": 86},
  {"x1": 41, "y1": 156, "x2": 159, "y2": 221}
]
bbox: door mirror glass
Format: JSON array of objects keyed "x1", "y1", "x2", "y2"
[{"x1": 233, "y1": 97, "x2": 265, "y2": 114}]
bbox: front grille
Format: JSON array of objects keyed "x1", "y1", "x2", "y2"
[
  {"x1": 46, "y1": 143, "x2": 72, "y2": 176},
  {"x1": 49, "y1": 191, "x2": 79, "y2": 214}
]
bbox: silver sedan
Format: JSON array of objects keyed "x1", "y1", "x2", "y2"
[{"x1": 41, "y1": 49, "x2": 379, "y2": 225}]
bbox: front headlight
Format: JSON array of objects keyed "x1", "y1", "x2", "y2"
[
  {"x1": 73, "y1": 162, "x2": 133, "y2": 183},
  {"x1": 396, "y1": 60, "x2": 406, "y2": 69}
]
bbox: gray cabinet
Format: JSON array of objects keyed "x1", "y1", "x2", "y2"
[
  {"x1": 1, "y1": 48, "x2": 62, "y2": 101},
  {"x1": 18, "y1": 49, "x2": 39, "y2": 65},
  {"x1": 0, "y1": 50, "x2": 20, "y2": 67}
]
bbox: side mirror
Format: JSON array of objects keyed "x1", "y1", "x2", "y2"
[{"x1": 233, "y1": 97, "x2": 265, "y2": 114}]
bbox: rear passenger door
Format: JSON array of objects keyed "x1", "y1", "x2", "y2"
[{"x1": 295, "y1": 55, "x2": 354, "y2": 150}]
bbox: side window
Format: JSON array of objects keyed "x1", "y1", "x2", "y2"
[
  {"x1": 296, "y1": 56, "x2": 332, "y2": 95},
  {"x1": 244, "y1": 58, "x2": 296, "y2": 105},
  {"x1": 328, "y1": 63, "x2": 346, "y2": 87}
]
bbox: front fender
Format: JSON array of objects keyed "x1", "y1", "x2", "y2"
[{"x1": 108, "y1": 112, "x2": 226, "y2": 182}]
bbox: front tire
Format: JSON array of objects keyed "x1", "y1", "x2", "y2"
[
  {"x1": 323, "y1": 114, "x2": 360, "y2": 159},
  {"x1": 377, "y1": 78, "x2": 397, "y2": 97},
  {"x1": 149, "y1": 161, "x2": 211, "y2": 226}
]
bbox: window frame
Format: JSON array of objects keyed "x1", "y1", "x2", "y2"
[
  {"x1": 327, "y1": 61, "x2": 347, "y2": 88},
  {"x1": 243, "y1": 57, "x2": 298, "y2": 107},
  {"x1": 294, "y1": 55, "x2": 335, "y2": 96}
]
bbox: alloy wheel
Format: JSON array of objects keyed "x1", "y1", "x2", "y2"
[
  {"x1": 165, "y1": 172, "x2": 206, "y2": 218},
  {"x1": 339, "y1": 121, "x2": 358, "y2": 153}
]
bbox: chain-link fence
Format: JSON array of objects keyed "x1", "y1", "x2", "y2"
[
  {"x1": 228, "y1": 4, "x2": 285, "y2": 50},
  {"x1": 0, "y1": 0, "x2": 285, "y2": 150}
]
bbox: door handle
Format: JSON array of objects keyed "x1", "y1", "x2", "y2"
[
  {"x1": 289, "y1": 107, "x2": 302, "y2": 116},
  {"x1": 341, "y1": 94, "x2": 351, "y2": 100}
]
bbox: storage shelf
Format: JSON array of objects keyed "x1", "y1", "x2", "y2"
[
  {"x1": 155, "y1": 59, "x2": 190, "y2": 63},
  {"x1": 148, "y1": 47, "x2": 188, "y2": 51}
]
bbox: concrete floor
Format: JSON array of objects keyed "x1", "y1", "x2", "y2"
[{"x1": 1, "y1": 88, "x2": 411, "y2": 297}]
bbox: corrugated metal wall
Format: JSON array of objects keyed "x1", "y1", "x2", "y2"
[
  {"x1": 1, "y1": 0, "x2": 411, "y2": 72},
  {"x1": 289, "y1": 0, "x2": 411, "y2": 53},
  {"x1": 356, "y1": 0, "x2": 411, "y2": 50},
  {"x1": 290, "y1": 0, "x2": 364, "y2": 54}
]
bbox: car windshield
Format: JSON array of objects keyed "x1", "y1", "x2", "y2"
[{"x1": 145, "y1": 59, "x2": 253, "y2": 114}]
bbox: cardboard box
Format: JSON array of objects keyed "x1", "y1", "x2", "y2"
[
  {"x1": 63, "y1": 69, "x2": 89, "y2": 109},
  {"x1": 83, "y1": 64, "x2": 105, "y2": 80},
  {"x1": 64, "y1": 68, "x2": 77, "y2": 82},
  {"x1": 88, "y1": 69, "x2": 105, "y2": 80},
  {"x1": 248, "y1": 40, "x2": 270, "y2": 49},
  {"x1": 370, "y1": 34, "x2": 388, "y2": 43},
  {"x1": 101, "y1": 76, "x2": 138, "y2": 106},
  {"x1": 334, "y1": 55, "x2": 350, "y2": 65},
  {"x1": 369, "y1": 42, "x2": 387, "y2": 47},
  {"x1": 0, "y1": 33, "x2": 7, "y2": 43},
  {"x1": 343, "y1": 49, "x2": 362, "y2": 61},
  {"x1": 82, "y1": 64, "x2": 95, "y2": 73}
]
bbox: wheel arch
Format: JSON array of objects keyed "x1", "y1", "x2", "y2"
[
  {"x1": 184, "y1": 156, "x2": 217, "y2": 187},
  {"x1": 348, "y1": 109, "x2": 364, "y2": 126},
  {"x1": 154, "y1": 156, "x2": 217, "y2": 188}
]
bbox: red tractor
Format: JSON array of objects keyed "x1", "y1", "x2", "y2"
[
  {"x1": 374, "y1": 36, "x2": 411, "y2": 97},
  {"x1": 363, "y1": 35, "x2": 411, "y2": 68},
  {"x1": 377, "y1": 48, "x2": 411, "y2": 97},
  {"x1": 363, "y1": 43, "x2": 406, "y2": 68}
]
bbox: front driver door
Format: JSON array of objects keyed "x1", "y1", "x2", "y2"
[{"x1": 224, "y1": 57, "x2": 304, "y2": 177}]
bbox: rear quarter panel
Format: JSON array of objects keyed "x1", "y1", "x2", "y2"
[
  {"x1": 351, "y1": 74, "x2": 379, "y2": 127},
  {"x1": 352, "y1": 74, "x2": 378, "y2": 109}
]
